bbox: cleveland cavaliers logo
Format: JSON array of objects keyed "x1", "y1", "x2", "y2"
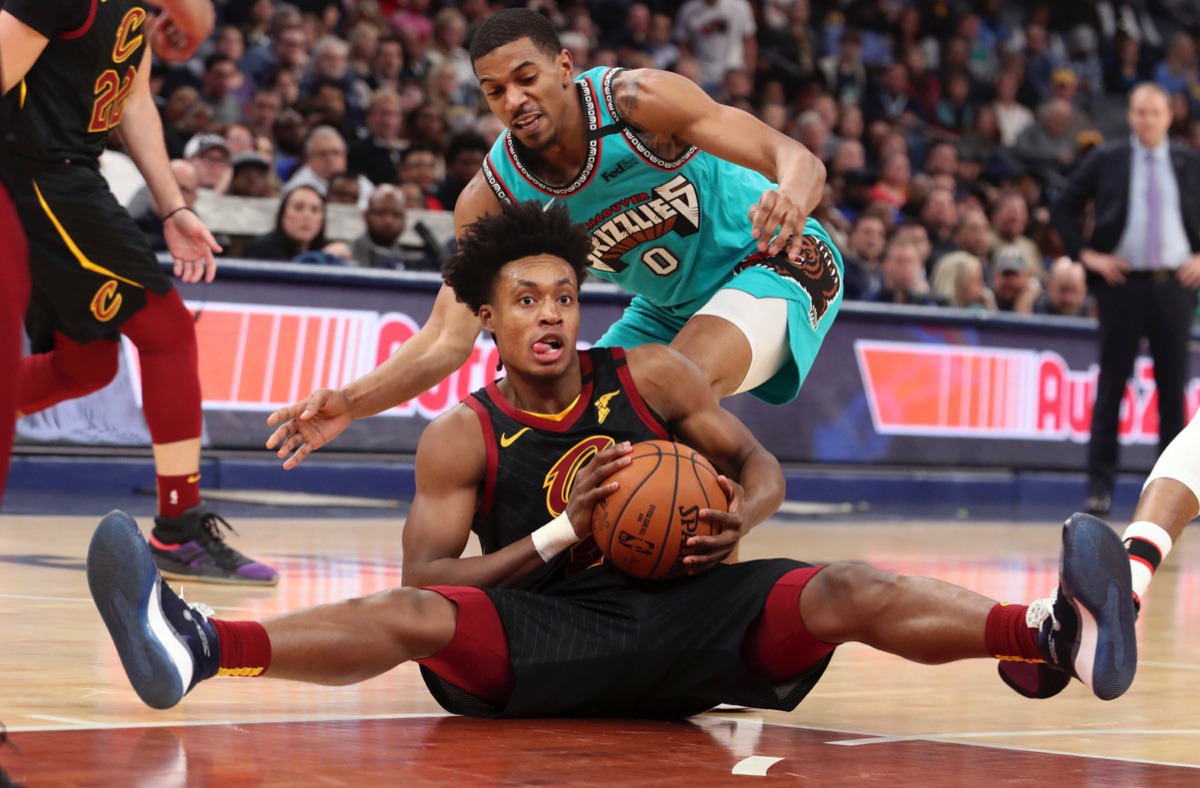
[
  {"x1": 542, "y1": 435, "x2": 615, "y2": 516},
  {"x1": 112, "y1": 8, "x2": 146, "y2": 63},
  {"x1": 90, "y1": 280, "x2": 122, "y2": 322}
]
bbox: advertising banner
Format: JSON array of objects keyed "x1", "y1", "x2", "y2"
[{"x1": 17, "y1": 267, "x2": 1198, "y2": 473}]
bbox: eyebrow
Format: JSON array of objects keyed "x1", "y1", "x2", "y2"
[{"x1": 479, "y1": 60, "x2": 536, "y2": 85}]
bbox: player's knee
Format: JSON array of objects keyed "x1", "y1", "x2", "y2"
[
  {"x1": 56, "y1": 338, "x2": 119, "y2": 394},
  {"x1": 361, "y1": 587, "x2": 457, "y2": 655},
  {"x1": 121, "y1": 290, "x2": 197, "y2": 354},
  {"x1": 812, "y1": 563, "x2": 902, "y2": 642}
]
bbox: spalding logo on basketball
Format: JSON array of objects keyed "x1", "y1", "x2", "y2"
[{"x1": 591, "y1": 440, "x2": 727, "y2": 580}]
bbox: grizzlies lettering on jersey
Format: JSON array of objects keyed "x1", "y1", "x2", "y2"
[
  {"x1": 2, "y1": 0, "x2": 152, "y2": 165},
  {"x1": 462, "y1": 347, "x2": 669, "y2": 592},
  {"x1": 480, "y1": 66, "x2": 837, "y2": 320}
]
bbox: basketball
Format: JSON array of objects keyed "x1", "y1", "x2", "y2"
[{"x1": 591, "y1": 440, "x2": 727, "y2": 580}]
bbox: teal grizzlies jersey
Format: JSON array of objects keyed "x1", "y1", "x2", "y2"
[{"x1": 480, "y1": 66, "x2": 831, "y2": 318}]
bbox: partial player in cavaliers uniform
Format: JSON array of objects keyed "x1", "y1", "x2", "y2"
[
  {"x1": 89, "y1": 203, "x2": 1136, "y2": 716},
  {"x1": 0, "y1": 0, "x2": 274, "y2": 583},
  {"x1": 266, "y1": 8, "x2": 842, "y2": 470}
]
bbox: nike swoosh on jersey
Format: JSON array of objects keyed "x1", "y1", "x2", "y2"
[{"x1": 500, "y1": 427, "x2": 531, "y2": 448}]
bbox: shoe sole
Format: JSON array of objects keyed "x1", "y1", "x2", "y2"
[
  {"x1": 1060, "y1": 513, "x2": 1137, "y2": 701},
  {"x1": 87, "y1": 511, "x2": 194, "y2": 710}
]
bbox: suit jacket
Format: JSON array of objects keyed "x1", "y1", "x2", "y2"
[{"x1": 1050, "y1": 139, "x2": 1200, "y2": 260}]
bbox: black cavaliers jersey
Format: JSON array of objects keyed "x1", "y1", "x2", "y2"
[
  {"x1": 2, "y1": 0, "x2": 152, "y2": 165},
  {"x1": 463, "y1": 347, "x2": 670, "y2": 592}
]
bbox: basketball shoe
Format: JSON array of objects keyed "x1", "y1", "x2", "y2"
[
  {"x1": 998, "y1": 512, "x2": 1137, "y2": 701},
  {"x1": 151, "y1": 504, "x2": 277, "y2": 586},
  {"x1": 88, "y1": 511, "x2": 220, "y2": 709}
]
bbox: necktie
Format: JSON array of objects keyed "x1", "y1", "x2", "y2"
[{"x1": 1145, "y1": 150, "x2": 1162, "y2": 269}]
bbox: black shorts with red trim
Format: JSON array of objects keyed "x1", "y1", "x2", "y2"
[
  {"x1": 419, "y1": 558, "x2": 833, "y2": 719},
  {"x1": 7, "y1": 157, "x2": 172, "y2": 351}
]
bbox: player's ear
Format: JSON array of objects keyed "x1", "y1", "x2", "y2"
[
  {"x1": 558, "y1": 49, "x2": 573, "y2": 83},
  {"x1": 478, "y1": 304, "x2": 496, "y2": 334}
]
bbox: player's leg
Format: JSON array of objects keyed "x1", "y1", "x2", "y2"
[
  {"x1": 794, "y1": 513, "x2": 1137, "y2": 700},
  {"x1": 675, "y1": 292, "x2": 787, "y2": 397},
  {"x1": 87, "y1": 510, "x2": 470, "y2": 709},
  {"x1": 16, "y1": 332, "x2": 120, "y2": 414},
  {"x1": 0, "y1": 183, "x2": 30, "y2": 503}
]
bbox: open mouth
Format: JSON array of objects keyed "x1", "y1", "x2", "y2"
[
  {"x1": 513, "y1": 113, "x2": 542, "y2": 133},
  {"x1": 532, "y1": 333, "x2": 564, "y2": 364}
]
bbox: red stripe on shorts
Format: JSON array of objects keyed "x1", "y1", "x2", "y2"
[
  {"x1": 417, "y1": 586, "x2": 514, "y2": 704},
  {"x1": 741, "y1": 566, "x2": 837, "y2": 683}
]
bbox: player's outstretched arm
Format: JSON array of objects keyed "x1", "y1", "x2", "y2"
[
  {"x1": 268, "y1": 174, "x2": 500, "y2": 467},
  {"x1": 627, "y1": 344, "x2": 785, "y2": 570},
  {"x1": 610, "y1": 68, "x2": 825, "y2": 261},
  {"x1": 120, "y1": 48, "x2": 221, "y2": 283}
]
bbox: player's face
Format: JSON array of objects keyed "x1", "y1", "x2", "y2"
[
  {"x1": 474, "y1": 39, "x2": 574, "y2": 152},
  {"x1": 481, "y1": 255, "x2": 580, "y2": 379}
]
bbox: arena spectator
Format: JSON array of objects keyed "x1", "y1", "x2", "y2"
[
  {"x1": 1104, "y1": 32, "x2": 1149, "y2": 96},
  {"x1": 184, "y1": 133, "x2": 232, "y2": 192},
  {"x1": 819, "y1": 28, "x2": 868, "y2": 106},
  {"x1": 989, "y1": 192, "x2": 1044, "y2": 277},
  {"x1": 227, "y1": 152, "x2": 277, "y2": 198},
  {"x1": 921, "y1": 187, "x2": 960, "y2": 263},
  {"x1": 674, "y1": 0, "x2": 756, "y2": 93},
  {"x1": 436, "y1": 132, "x2": 488, "y2": 209},
  {"x1": 350, "y1": 185, "x2": 441, "y2": 270},
  {"x1": 841, "y1": 214, "x2": 888, "y2": 299},
  {"x1": 243, "y1": 185, "x2": 346, "y2": 263},
  {"x1": 405, "y1": 102, "x2": 450, "y2": 153},
  {"x1": 933, "y1": 72, "x2": 977, "y2": 135},
  {"x1": 426, "y1": 9, "x2": 476, "y2": 97},
  {"x1": 864, "y1": 63, "x2": 924, "y2": 127},
  {"x1": 398, "y1": 142, "x2": 444, "y2": 211},
  {"x1": 131, "y1": 160, "x2": 200, "y2": 252},
  {"x1": 869, "y1": 238, "x2": 941, "y2": 306},
  {"x1": 349, "y1": 89, "x2": 406, "y2": 185},
  {"x1": 326, "y1": 172, "x2": 362, "y2": 206},
  {"x1": 286, "y1": 126, "x2": 374, "y2": 209},
  {"x1": 1033, "y1": 257, "x2": 1092, "y2": 318},
  {"x1": 1154, "y1": 32, "x2": 1199, "y2": 97},
  {"x1": 245, "y1": 23, "x2": 309, "y2": 87},
  {"x1": 645, "y1": 13, "x2": 680, "y2": 71},
  {"x1": 198, "y1": 55, "x2": 245, "y2": 125},
  {"x1": 869, "y1": 152, "x2": 910, "y2": 212},
  {"x1": 953, "y1": 209, "x2": 993, "y2": 261},
  {"x1": 992, "y1": 70, "x2": 1036, "y2": 147},
  {"x1": 301, "y1": 36, "x2": 369, "y2": 128},
  {"x1": 931, "y1": 251, "x2": 996, "y2": 310},
  {"x1": 1049, "y1": 69, "x2": 1094, "y2": 139},
  {"x1": 1013, "y1": 99, "x2": 1081, "y2": 190},
  {"x1": 272, "y1": 108, "x2": 308, "y2": 181},
  {"x1": 245, "y1": 89, "x2": 283, "y2": 138},
  {"x1": 367, "y1": 35, "x2": 408, "y2": 92},
  {"x1": 991, "y1": 244, "x2": 1042, "y2": 313}
]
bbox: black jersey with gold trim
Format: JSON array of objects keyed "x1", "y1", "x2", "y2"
[
  {"x1": 2, "y1": 0, "x2": 152, "y2": 166},
  {"x1": 463, "y1": 347, "x2": 670, "y2": 592}
]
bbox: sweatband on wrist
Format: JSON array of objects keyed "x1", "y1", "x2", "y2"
[{"x1": 531, "y1": 511, "x2": 578, "y2": 562}]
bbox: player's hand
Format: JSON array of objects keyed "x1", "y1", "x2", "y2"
[
  {"x1": 683, "y1": 475, "x2": 744, "y2": 574},
  {"x1": 1079, "y1": 250, "x2": 1130, "y2": 286},
  {"x1": 1177, "y1": 255, "x2": 1200, "y2": 289},
  {"x1": 149, "y1": 13, "x2": 204, "y2": 62},
  {"x1": 164, "y1": 209, "x2": 221, "y2": 283},
  {"x1": 564, "y1": 441, "x2": 633, "y2": 539},
  {"x1": 748, "y1": 190, "x2": 808, "y2": 261},
  {"x1": 266, "y1": 388, "x2": 354, "y2": 469}
]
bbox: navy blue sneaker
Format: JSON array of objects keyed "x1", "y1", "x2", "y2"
[
  {"x1": 87, "y1": 510, "x2": 220, "y2": 710},
  {"x1": 1011, "y1": 512, "x2": 1138, "y2": 701}
]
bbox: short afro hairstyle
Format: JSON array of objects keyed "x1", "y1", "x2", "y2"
[
  {"x1": 443, "y1": 201, "x2": 591, "y2": 313},
  {"x1": 469, "y1": 8, "x2": 562, "y2": 64}
]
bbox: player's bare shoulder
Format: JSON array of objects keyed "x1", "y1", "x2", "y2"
[
  {"x1": 610, "y1": 69, "x2": 692, "y2": 161},
  {"x1": 416, "y1": 402, "x2": 487, "y2": 484}
]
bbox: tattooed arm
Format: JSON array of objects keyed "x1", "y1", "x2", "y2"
[{"x1": 610, "y1": 68, "x2": 825, "y2": 259}]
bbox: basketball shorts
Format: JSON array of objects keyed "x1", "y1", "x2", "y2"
[
  {"x1": 594, "y1": 225, "x2": 843, "y2": 406},
  {"x1": 419, "y1": 558, "x2": 834, "y2": 719},
  {"x1": 6, "y1": 158, "x2": 173, "y2": 352}
]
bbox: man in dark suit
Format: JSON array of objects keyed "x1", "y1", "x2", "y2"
[{"x1": 1051, "y1": 83, "x2": 1200, "y2": 516}]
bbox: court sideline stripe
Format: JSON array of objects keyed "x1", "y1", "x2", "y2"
[{"x1": 10, "y1": 711, "x2": 450, "y2": 733}]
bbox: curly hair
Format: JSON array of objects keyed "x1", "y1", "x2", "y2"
[{"x1": 443, "y1": 201, "x2": 591, "y2": 313}]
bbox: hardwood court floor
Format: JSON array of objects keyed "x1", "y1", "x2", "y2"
[{"x1": 2, "y1": 513, "x2": 1199, "y2": 785}]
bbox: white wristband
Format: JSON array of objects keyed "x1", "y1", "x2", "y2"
[{"x1": 531, "y1": 512, "x2": 579, "y2": 562}]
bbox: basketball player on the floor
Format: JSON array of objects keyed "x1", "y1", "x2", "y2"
[
  {"x1": 0, "y1": 0, "x2": 275, "y2": 583},
  {"x1": 266, "y1": 8, "x2": 842, "y2": 469},
  {"x1": 90, "y1": 203, "x2": 1137, "y2": 715}
]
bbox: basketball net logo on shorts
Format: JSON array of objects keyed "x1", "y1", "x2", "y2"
[
  {"x1": 542, "y1": 435, "x2": 615, "y2": 517},
  {"x1": 90, "y1": 280, "x2": 122, "y2": 322},
  {"x1": 585, "y1": 175, "x2": 700, "y2": 276}
]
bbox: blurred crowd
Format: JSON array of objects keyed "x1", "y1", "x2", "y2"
[{"x1": 121, "y1": 0, "x2": 1200, "y2": 314}]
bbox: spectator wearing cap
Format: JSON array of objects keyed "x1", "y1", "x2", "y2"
[
  {"x1": 1048, "y1": 68, "x2": 1094, "y2": 140},
  {"x1": 350, "y1": 185, "x2": 442, "y2": 271},
  {"x1": 184, "y1": 132, "x2": 232, "y2": 193},
  {"x1": 285, "y1": 126, "x2": 375, "y2": 210},
  {"x1": 349, "y1": 89, "x2": 406, "y2": 186},
  {"x1": 1033, "y1": 257, "x2": 1092, "y2": 318},
  {"x1": 228, "y1": 152, "x2": 277, "y2": 197},
  {"x1": 674, "y1": 0, "x2": 757, "y2": 93},
  {"x1": 1050, "y1": 83, "x2": 1200, "y2": 516},
  {"x1": 991, "y1": 244, "x2": 1041, "y2": 313},
  {"x1": 436, "y1": 133, "x2": 489, "y2": 209}
]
